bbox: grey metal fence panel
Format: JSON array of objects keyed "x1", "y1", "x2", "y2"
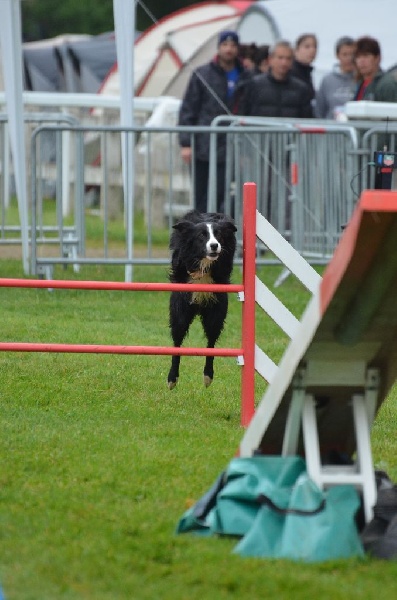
[
  {"x1": 294, "y1": 126, "x2": 357, "y2": 257},
  {"x1": 215, "y1": 118, "x2": 358, "y2": 261},
  {"x1": 30, "y1": 123, "x2": 195, "y2": 277},
  {"x1": 2, "y1": 117, "x2": 382, "y2": 276},
  {"x1": 0, "y1": 113, "x2": 79, "y2": 255}
]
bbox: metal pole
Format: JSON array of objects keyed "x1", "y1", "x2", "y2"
[{"x1": 113, "y1": 0, "x2": 136, "y2": 282}]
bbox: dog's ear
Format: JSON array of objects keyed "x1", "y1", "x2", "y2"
[
  {"x1": 172, "y1": 220, "x2": 194, "y2": 233},
  {"x1": 221, "y1": 218, "x2": 237, "y2": 233}
]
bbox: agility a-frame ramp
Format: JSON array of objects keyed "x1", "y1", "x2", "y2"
[{"x1": 240, "y1": 187, "x2": 397, "y2": 523}]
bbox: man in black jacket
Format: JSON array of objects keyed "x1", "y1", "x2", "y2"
[
  {"x1": 241, "y1": 41, "x2": 312, "y2": 227},
  {"x1": 242, "y1": 40, "x2": 313, "y2": 118},
  {"x1": 178, "y1": 30, "x2": 251, "y2": 213}
]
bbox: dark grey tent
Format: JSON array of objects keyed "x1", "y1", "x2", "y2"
[
  {"x1": 23, "y1": 44, "x2": 60, "y2": 91},
  {"x1": 22, "y1": 32, "x2": 117, "y2": 93},
  {"x1": 56, "y1": 32, "x2": 117, "y2": 93}
]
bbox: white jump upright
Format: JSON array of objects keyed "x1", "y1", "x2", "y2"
[
  {"x1": 240, "y1": 187, "x2": 397, "y2": 523},
  {"x1": 0, "y1": 0, "x2": 30, "y2": 274}
]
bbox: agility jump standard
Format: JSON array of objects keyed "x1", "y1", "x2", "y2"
[{"x1": 0, "y1": 183, "x2": 258, "y2": 427}]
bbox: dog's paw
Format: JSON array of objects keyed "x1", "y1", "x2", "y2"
[
  {"x1": 168, "y1": 378, "x2": 178, "y2": 390},
  {"x1": 203, "y1": 375, "x2": 213, "y2": 388}
]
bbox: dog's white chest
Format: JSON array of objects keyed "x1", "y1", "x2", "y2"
[{"x1": 188, "y1": 269, "x2": 216, "y2": 304}]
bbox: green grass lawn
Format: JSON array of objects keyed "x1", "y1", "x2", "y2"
[{"x1": 1, "y1": 258, "x2": 397, "y2": 599}]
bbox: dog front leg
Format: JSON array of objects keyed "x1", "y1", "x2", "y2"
[
  {"x1": 168, "y1": 355, "x2": 181, "y2": 390},
  {"x1": 201, "y1": 295, "x2": 228, "y2": 387},
  {"x1": 168, "y1": 292, "x2": 196, "y2": 389}
]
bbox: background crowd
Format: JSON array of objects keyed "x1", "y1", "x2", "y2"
[{"x1": 178, "y1": 30, "x2": 397, "y2": 212}]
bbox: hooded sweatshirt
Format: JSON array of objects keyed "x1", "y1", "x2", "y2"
[{"x1": 315, "y1": 65, "x2": 356, "y2": 119}]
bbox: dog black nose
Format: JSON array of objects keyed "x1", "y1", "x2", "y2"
[{"x1": 210, "y1": 242, "x2": 219, "y2": 251}]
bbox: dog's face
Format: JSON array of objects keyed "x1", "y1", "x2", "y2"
[
  {"x1": 172, "y1": 217, "x2": 237, "y2": 268},
  {"x1": 204, "y1": 223, "x2": 222, "y2": 261}
]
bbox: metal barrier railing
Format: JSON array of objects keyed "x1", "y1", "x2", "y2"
[
  {"x1": 3, "y1": 115, "x2": 397, "y2": 277},
  {"x1": 0, "y1": 95, "x2": 174, "y2": 272},
  {"x1": 0, "y1": 112, "x2": 79, "y2": 248},
  {"x1": 209, "y1": 116, "x2": 360, "y2": 259},
  {"x1": 28, "y1": 121, "x2": 365, "y2": 277},
  {"x1": 30, "y1": 122, "x2": 195, "y2": 278}
]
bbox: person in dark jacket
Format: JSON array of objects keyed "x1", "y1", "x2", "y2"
[
  {"x1": 354, "y1": 36, "x2": 397, "y2": 102},
  {"x1": 254, "y1": 44, "x2": 270, "y2": 74},
  {"x1": 239, "y1": 42, "x2": 258, "y2": 72},
  {"x1": 353, "y1": 36, "x2": 397, "y2": 150},
  {"x1": 291, "y1": 33, "x2": 318, "y2": 103},
  {"x1": 241, "y1": 40, "x2": 313, "y2": 118},
  {"x1": 241, "y1": 41, "x2": 312, "y2": 228},
  {"x1": 178, "y1": 30, "x2": 251, "y2": 213}
]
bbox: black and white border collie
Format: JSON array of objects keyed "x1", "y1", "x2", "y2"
[{"x1": 168, "y1": 210, "x2": 237, "y2": 389}]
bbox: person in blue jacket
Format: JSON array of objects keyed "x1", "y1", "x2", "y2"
[{"x1": 178, "y1": 30, "x2": 251, "y2": 213}]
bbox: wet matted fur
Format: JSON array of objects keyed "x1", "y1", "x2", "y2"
[{"x1": 168, "y1": 210, "x2": 237, "y2": 389}]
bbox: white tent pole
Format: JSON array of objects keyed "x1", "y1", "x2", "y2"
[
  {"x1": 0, "y1": 0, "x2": 29, "y2": 273},
  {"x1": 2, "y1": 124, "x2": 10, "y2": 209},
  {"x1": 113, "y1": 0, "x2": 135, "y2": 282}
]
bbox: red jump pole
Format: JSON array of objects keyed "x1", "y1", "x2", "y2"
[
  {"x1": 0, "y1": 342, "x2": 242, "y2": 357},
  {"x1": 241, "y1": 183, "x2": 257, "y2": 427},
  {"x1": 0, "y1": 278, "x2": 243, "y2": 294}
]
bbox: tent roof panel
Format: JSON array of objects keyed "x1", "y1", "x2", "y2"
[
  {"x1": 168, "y1": 15, "x2": 240, "y2": 64},
  {"x1": 99, "y1": 1, "x2": 253, "y2": 97}
]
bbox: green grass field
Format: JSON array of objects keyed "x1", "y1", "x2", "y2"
[{"x1": 1, "y1": 254, "x2": 397, "y2": 599}]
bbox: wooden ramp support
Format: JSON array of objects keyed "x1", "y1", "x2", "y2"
[{"x1": 240, "y1": 189, "x2": 397, "y2": 523}]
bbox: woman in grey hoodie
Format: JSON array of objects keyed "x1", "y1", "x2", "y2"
[{"x1": 315, "y1": 36, "x2": 356, "y2": 119}]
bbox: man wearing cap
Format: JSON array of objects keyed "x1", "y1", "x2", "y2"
[{"x1": 178, "y1": 30, "x2": 251, "y2": 213}]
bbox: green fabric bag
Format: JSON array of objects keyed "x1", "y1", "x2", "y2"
[{"x1": 177, "y1": 456, "x2": 364, "y2": 562}]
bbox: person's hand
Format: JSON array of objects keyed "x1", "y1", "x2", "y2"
[{"x1": 181, "y1": 147, "x2": 192, "y2": 164}]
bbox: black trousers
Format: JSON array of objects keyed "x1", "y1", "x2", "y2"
[{"x1": 193, "y1": 159, "x2": 226, "y2": 214}]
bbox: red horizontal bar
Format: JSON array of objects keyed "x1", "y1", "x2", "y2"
[
  {"x1": 0, "y1": 278, "x2": 243, "y2": 293},
  {"x1": 296, "y1": 126, "x2": 326, "y2": 134},
  {"x1": 0, "y1": 342, "x2": 243, "y2": 357}
]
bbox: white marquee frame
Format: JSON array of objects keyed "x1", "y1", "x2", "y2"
[{"x1": 0, "y1": 0, "x2": 136, "y2": 276}]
